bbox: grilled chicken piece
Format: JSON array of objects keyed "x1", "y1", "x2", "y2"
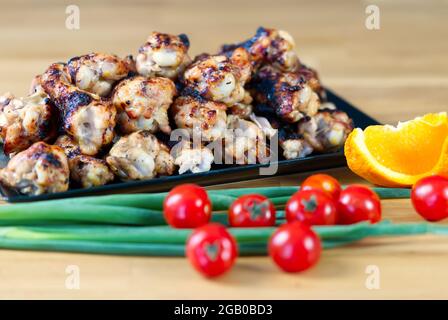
[
  {"x1": 280, "y1": 138, "x2": 313, "y2": 159},
  {"x1": 40, "y1": 63, "x2": 116, "y2": 156},
  {"x1": 112, "y1": 76, "x2": 176, "y2": 134},
  {"x1": 224, "y1": 115, "x2": 270, "y2": 165},
  {"x1": 172, "y1": 140, "x2": 214, "y2": 174},
  {"x1": 250, "y1": 113, "x2": 313, "y2": 159},
  {"x1": 295, "y1": 64, "x2": 326, "y2": 101},
  {"x1": 182, "y1": 48, "x2": 252, "y2": 106},
  {"x1": 299, "y1": 110, "x2": 354, "y2": 153},
  {"x1": 29, "y1": 75, "x2": 45, "y2": 94},
  {"x1": 221, "y1": 27, "x2": 300, "y2": 72},
  {"x1": 228, "y1": 91, "x2": 253, "y2": 119},
  {"x1": 155, "y1": 143, "x2": 176, "y2": 177},
  {"x1": 123, "y1": 54, "x2": 138, "y2": 74},
  {"x1": 0, "y1": 90, "x2": 57, "y2": 156},
  {"x1": 0, "y1": 142, "x2": 69, "y2": 195},
  {"x1": 67, "y1": 53, "x2": 131, "y2": 97},
  {"x1": 137, "y1": 32, "x2": 191, "y2": 79},
  {"x1": 106, "y1": 130, "x2": 175, "y2": 181},
  {"x1": 172, "y1": 95, "x2": 227, "y2": 142},
  {"x1": 250, "y1": 65, "x2": 320, "y2": 123},
  {"x1": 318, "y1": 101, "x2": 337, "y2": 111},
  {"x1": 55, "y1": 135, "x2": 114, "y2": 188},
  {"x1": 229, "y1": 102, "x2": 252, "y2": 119}
]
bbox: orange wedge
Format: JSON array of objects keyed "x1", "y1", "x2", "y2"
[{"x1": 345, "y1": 112, "x2": 448, "y2": 187}]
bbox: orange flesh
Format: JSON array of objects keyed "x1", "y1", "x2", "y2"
[{"x1": 363, "y1": 114, "x2": 448, "y2": 175}]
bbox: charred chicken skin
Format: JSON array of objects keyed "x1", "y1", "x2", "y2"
[
  {"x1": 55, "y1": 135, "x2": 114, "y2": 188},
  {"x1": 295, "y1": 64, "x2": 326, "y2": 101},
  {"x1": 67, "y1": 53, "x2": 132, "y2": 97},
  {"x1": 221, "y1": 27, "x2": 300, "y2": 72},
  {"x1": 171, "y1": 94, "x2": 227, "y2": 142},
  {"x1": 137, "y1": 32, "x2": 191, "y2": 79},
  {"x1": 0, "y1": 90, "x2": 57, "y2": 156},
  {"x1": 106, "y1": 130, "x2": 175, "y2": 181},
  {"x1": 0, "y1": 142, "x2": 69, "y2": 195},
  {"x1": 40, "y1": 63, "x2": 116, "y2": 156},
  {"x1": 250, "y1": 65, "x2": 320, "y2": 123},
  {"x1": 182, "y1": 48, "x2": 252, "y2": 106},
  {"x1": 112, "y1": 76, "x2": 176, "y2": 134}
]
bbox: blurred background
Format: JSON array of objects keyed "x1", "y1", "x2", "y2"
[{"x1": 0, "y1": 0, "x2": 447, "y2": 123}]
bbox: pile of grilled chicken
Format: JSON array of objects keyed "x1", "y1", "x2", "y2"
[{"x1": 0, "y1": 27, "x2": 353, "y2": 195}]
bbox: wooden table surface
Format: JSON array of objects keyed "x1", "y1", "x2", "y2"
[{"x1": 0, "y1": 0, "x2": 447, "y2": 299}]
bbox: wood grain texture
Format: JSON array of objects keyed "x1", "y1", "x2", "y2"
[{"x1": 0, "y1": 0, "x2": 447, "y2": 299}]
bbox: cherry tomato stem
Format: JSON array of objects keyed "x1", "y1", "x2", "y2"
[
  {"x1": 285, "y1": 189, "x2": 337, "y2": 226},
  {"x1": 186, "y1": 223, "x2": 238, "y2": 277},
  {"x1": 228, "y1": 194, "x2": 276, "y2": 227}
]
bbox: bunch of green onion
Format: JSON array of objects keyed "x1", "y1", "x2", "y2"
[{"x1": 0, "y1": 186, "x2": 443, "y2": 257}]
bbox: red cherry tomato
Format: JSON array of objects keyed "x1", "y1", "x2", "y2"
[
  {"x1": 268, "y1": 222, "x2": 322, "y2": 273},
  {"x1": 186, "y1": 223, "x2": 238, "y2": 278},
  {"x1": 337, "y1": 185, "x2": 381, "y2": 224},
  {"x1": 228, "y1": 194, "x2": 276, "y2": 227},
  {"x1": 411, "y1": 175, "x2": 448, "y2": 222},
  {"x1": 163, "y1": 184, "x2": 212, "y2": 228},
  {"x1": 285, "y1": 189, "x2": 337, "y2": 225},
  {"x1": 301, "y1": 174, "x2": 342, "y2": 201}
]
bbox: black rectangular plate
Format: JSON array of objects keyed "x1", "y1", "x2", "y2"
[{"x1": 0, "y1": 89, "x2": 379, "y2": 203}]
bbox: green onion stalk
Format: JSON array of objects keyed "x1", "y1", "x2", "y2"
[
  {"x1": 0, "y1": 187, "x2": 410, "y2": 226},
  {"x1": 0, "y1": 221, "x2": 445, "y2": 257},
  {"x1": 0, "y1": 186, "x2": 422, "y2": 256}
]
